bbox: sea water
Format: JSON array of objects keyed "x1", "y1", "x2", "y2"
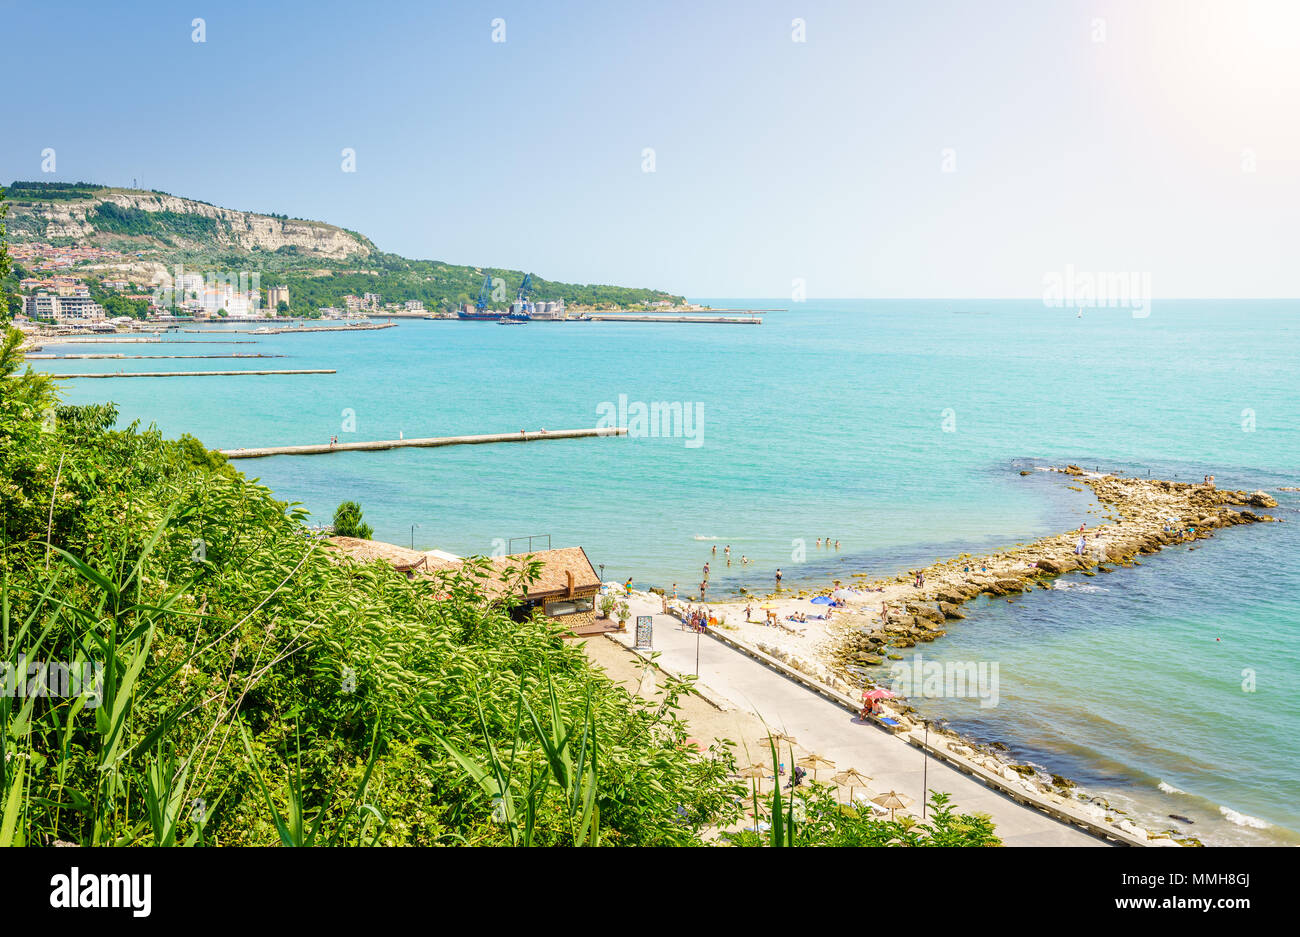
[{"x1": 37, "y1": 299, "x2": 1300, "y2": 844}]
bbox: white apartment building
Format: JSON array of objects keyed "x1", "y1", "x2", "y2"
[{"x1": 23, "y1": 294, "x2": 106, "y2": 323}]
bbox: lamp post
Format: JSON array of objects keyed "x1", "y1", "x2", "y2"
[
  {"x1": 921, "y1": 719, "x2": 929, "y2": 819},
  {"x1": 410, "y1": 523, "x2": 420, "y2": 549},
  {"x1": 599, "y1": 563, "x2": 604, "y2": 584}
]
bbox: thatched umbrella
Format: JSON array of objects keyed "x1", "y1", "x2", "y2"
[
  {"x1": 872, "y1": 790, "x2": 914, "y2": 821},
  {"x1": 831, "y1": 768, "x2": 872, "y2": 805},
  {"x1": 758, "y1": 732, "x2": 797, "y2": 748},
  {"x1": 738, "y1": 763, "x2": 768, "y2": 794},
  {"x1": 797, "y1": 753, "x2": 836, "y2": 781}
]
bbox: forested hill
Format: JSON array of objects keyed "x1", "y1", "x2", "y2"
[{"x1": 3, "y1": 181, "x2": 685, "y2": 313}]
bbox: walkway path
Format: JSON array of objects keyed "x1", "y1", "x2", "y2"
[{"x1": 607, "y1": 608, "x2": 1105, "y2": 846}]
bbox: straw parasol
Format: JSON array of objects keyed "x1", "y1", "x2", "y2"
[
  {"x1": 797, "y1": 753, "x2": 836, "y2": 781},
  {"x1": 831, "y1": 768, "x2": 872, "y2": 805},
  {"x1": 872, "y1": 790, "x2": 914, "y2": 821},
  {"x1": 738, "y1": 763, "x2": 768, "y2": 793},
  {"x1": 758, "y1": 732, "x2": 797, "y2": 748}
]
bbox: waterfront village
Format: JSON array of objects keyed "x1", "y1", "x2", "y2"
[{"x1": 6, "y1": 240, "x2": 429, "y2": 335}]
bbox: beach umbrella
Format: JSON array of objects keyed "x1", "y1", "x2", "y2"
[
  {"x1": 758, "y1": 732, "x2": 797, "y2": 747},
  {"x1": 797, "y1": 753, "x2": 836, "y2": 781},
  {"x1": 872, "y1": 790, "x2": 913, "y2": 821},
  {"x1": 738, "y1": 763, "x2": 768, "y2": 794},
  {"x1": 831, "y1": 768, "x2": 872, "y2": 804},
  {"x1": 863, "y1": 687, "x2": 896, "y2": 700}
]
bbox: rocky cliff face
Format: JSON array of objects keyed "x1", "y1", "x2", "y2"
[{"x1": 12, "y1": 189, "x2": 372, "y2": 260}]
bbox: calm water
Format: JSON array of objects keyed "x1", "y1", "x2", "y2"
[{"x1": 37, "y1": 300, "x2": 1300, "y2": 844}]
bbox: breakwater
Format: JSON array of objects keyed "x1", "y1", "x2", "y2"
[
  {"x1": 824, "y1": 468, "x2": 1280, "y2": 673},
  {"x1": 220, "y1": 425, "x2": 627, "y2": 459},
  {"x1": 51, "y1": 369, "x2": 335, "y2": 379},
  {"x1": 586, "y1": 313, "x2": 761, "y2": 324}
]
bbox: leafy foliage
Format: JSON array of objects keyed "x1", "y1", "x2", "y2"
[
  {"x1": 0, "y1": 363, "x2": 740, "y2": 846},
  {"x1": 90, "y1": 203, "x2": 219, "y2": 242},
  {"x1": 331, "y1": 501, "x2": 372, "y2": 540}
]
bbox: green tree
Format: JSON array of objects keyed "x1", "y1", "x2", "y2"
[
  {"x1": 0, "y1": 185, "x2": 13, "y2": 325},
  {"x1": 332, "y1": 500, "x2": 373, "y2": 539},
  {"x1": 276, "y1": 300, "x2": 290, "y2": 316}
]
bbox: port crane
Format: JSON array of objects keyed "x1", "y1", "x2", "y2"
[{"x1": 474, "y1": 274, "x2": 493, "y2": 313}]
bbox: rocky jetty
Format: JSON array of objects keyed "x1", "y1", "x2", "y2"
[{"x1": 826, "y1": 469, "x2": 1278, "y2": 675}]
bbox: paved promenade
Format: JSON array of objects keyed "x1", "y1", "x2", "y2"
[{"x1": 608, "y1": 608, "x2": 1105, "y2": 847}]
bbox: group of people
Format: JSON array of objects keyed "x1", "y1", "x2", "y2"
[
  {"x1": 1203, "y1": 475, "x2": 1216, "y2": 488},
  {"x1": 709, "y1": 544, "x2": 750, "y2": 566},
  {"x1": 815, "y1": 539, "x2": 841, "y2": 549},
  {"x1": 681, "y1": 606, "x2": 712, "y2": 633}
]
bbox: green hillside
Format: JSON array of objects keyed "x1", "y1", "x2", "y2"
[{"x1": 4, "y1": 181, "x2": 685, "y2": 314}]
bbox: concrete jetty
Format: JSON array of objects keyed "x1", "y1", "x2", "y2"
[
  {"x1": 220, "y1": 426, "x2": 626, "y2": 459},
  {"x1": 181, "y1": 322, "x2": 397, "y2": 335},
  {"x1": 51, "y1": 369, "x2": 335, "y2": 379},
  {"x1": 28, "y1": 353, "x2": 285, "y2": 360},
  {"x1": 586, "y1": 313, "x2": 761, "y2": 324}
]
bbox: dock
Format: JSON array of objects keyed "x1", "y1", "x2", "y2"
[
  {"x1": 181, "y1": 323, "x2": 397, "y2": 335},
  {"x1": 220, "y1": 426, "x2": 626, "y2": 459},
  {"x1": 51, "y1": 369, "x2": 335, "y2": 379},
  {"x1": 27, "y1": 338, "x2": 258, "y2": 345},
  {"x1": 586, "y1": 314, "x2": 761, "y2": 324},
  {"x1": 28, "y1": 353, "x2": 285, "y2": 360}
]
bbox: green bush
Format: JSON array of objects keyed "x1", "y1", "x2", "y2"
[{"x1": 0, "y1": 329, "x2": 744, "y2": 846}]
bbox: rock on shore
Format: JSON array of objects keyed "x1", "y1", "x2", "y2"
[{"x1": 825, "y1": 469, "x2": 1277, "y2": 675}]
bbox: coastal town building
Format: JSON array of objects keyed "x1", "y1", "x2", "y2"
[
  {"x1": 324, "y1": 538, "x2": 605, "y2": 635},
  {"x1": 267, "y1": 285, "x2": 290, "y2": 310},
  {"x1": 23, "y1": 293, "x2": 106, "y2": 323}
]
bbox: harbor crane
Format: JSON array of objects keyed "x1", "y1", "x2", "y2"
[{"x1": 474, "y1": 274, "x2": 493, "y2": 312}]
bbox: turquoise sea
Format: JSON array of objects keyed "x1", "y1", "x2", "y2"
[{"x1": 36, "y1": 300, "x2": 1300, "y2": 845}]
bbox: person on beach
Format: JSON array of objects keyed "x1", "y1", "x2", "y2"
[
  {"x1": 775, "y1": 568, "x2": 783, "y2": 589},
  {"x1": 700, "y1": 580, "x2": 708, "y2": 599},
  {"x1": 725, "y1": 545, "x2": 730, "y2": 558},
  {"x1": 745, "y1": 603, "x2": 753, "y2": 622},
  {"x1": 1075, "y1": 535, "x2": 1086, "y2": 555},
  {"x1": 835, "y1": 540, "x2": 840, "y2": 549},
  {"x1": 711, "y1": 544, "x2": 717, "y2": 556},
  {"x1": 625, "y1": 577, "x2": 634, "y2": 594},
  {"x1": 672, "y1": 583, "x2": 678, "y2": 599},
  {"x1": 741, "y1": 555, "x2": 748, "y2": 565},
  {"x1": 703, "y1": 562, "x2": 709, "y2": 580},
  {"x1": 816, "y1": 538, "x2": 822, "y2": 549}
]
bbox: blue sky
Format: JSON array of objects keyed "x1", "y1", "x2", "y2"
[{"x1": 4, "y1": 0, "x2": 1298, "y2": 298}]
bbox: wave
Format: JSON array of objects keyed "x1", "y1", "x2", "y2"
[
  {"x1": 692, "y1": 535, "x2": 721, "y2": 541},
  {"x1": 1157, "y1": 781, "x2": 1186, "y2": 795},
  {"x1": 1051, "y1": 581, "x2": 1109, "y2": 593},
  {"x1": 1220, "y1": 806, "x2": 1270, "y2": 829}
]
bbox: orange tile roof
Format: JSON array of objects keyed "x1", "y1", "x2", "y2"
[{"x1": 323, "y1": 537, "x2": 598, "y2": 602}]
